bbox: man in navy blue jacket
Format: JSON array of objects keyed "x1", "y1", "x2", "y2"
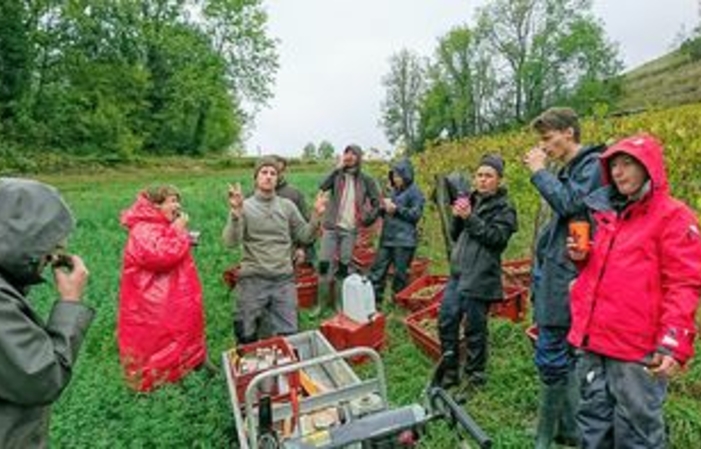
[{"x1": 524, "y1": 107, "x2": 605, "y2": 448}]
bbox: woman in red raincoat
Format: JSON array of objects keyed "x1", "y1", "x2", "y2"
[{"x1": 118, "y1": 185, "x2": 208, "y2": 391}]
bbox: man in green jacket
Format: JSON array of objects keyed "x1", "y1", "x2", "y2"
[
  {"x1": 0, "y1": 178, "x2": 93, "y2": 449},
  {"x1": 223, "y1": 157, "x2": 328, "y2": 343}
]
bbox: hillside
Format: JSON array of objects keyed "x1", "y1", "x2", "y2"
[{"x1": 616, "y1": 48, "x2": 701, "y2": 111}]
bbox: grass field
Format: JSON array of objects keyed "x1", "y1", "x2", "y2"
[{"x1": 27, "y1": 167, "x2": 701, "y2": 448}]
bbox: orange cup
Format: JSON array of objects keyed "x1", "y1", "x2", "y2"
[{"x1": 569, "y1": 221, "x2": 591, "y2": 253}]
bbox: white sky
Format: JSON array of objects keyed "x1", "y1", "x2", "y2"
[{"x1": 248, "y1": 0, "x2": 699, "y2": 157}]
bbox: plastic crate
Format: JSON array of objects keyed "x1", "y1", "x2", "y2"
[
  {"x1": 501, "y1": 258, "x2": 532, "y2": 289},
  {"x1": 229, "y1": 337, "x2": 300, "y2": 403},
  {"x1": 525, "y1": 323, "x2": 539, "y2": 348},
  {"x1": 489, "y1": 285, "x2": 529, "y2": 323},
  {"x1": 387, "y1": 256, "x2": 431, "y2": 284},
  {"x1": 295, "y1": 265, "x2": 318, "y2": 309},
  {"x1": 352, "y1": 246, "x2": 376, "y2": 272},
  {"x1": 320, "y1": 312, "x2": 386, "y2": 364},
  {"x1": 394, "y1": 275, "x2": 449, "y2": 312},
  {"x1": 404, "y1": 303, "x2": 442, "y2": 360}
]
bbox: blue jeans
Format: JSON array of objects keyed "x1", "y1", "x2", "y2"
[
  {"x1": 535, "y1": 326, "x2": 575, "y2": 385},
  {"x1": 577, "y1": 351, "x2": 667, "y2": 448}
]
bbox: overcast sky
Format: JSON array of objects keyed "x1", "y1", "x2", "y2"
[{"x1": 248, "y1": 0, "x2": 699, "y2": 157}]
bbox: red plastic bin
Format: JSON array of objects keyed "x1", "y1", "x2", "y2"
[
  {"x1": 394, "y1": 275, "x2": 449, "y2": 312},
  {"x1": 229, "y1": 336, "x2": 300, "y2": 403},
  {"x1": 501, "y1": 258, "x2": 532, "y2": 289},
  {"x1": 320, "y1": 312, "x2": 386, "y2": 364},
  {"x1": 489, "y1": 285, "x2": 529, "y2": 323},
  {"x1": 352, "y1": 246, "x2": 376, "y2": 273},
  {"x1": 404, "y1": 302, "x2": 466, "y2": 361},
  {"x1": 295, "y1": 265, "x2": 318, "y2": 309}
]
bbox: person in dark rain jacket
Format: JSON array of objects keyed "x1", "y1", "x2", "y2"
[
  {"x1": 368, "y1": 158, "x2": 425, "y2": 304},
  {"x1": 523, "y1": 107, "x2": 605, "y2": 448},
  {"x1": 437, "y1": 154, "x2": 518, "y2": 389},
  {"x1": 0, "y1": 178, "x2": 93, "y2": 449},
  {"x1": 567, "y1": 134, "x2": 701, "y2": 448},
  {"x1": 316, "y1": 144, "x2": 381, "y2": 309}
]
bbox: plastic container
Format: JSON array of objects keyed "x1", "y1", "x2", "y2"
[
  {"x1": 295, "y1": 265, "x2": 318, "y2": 309},
  {"x1": 404, "y1": 303, "x2": 442, "y2": 361},
  {"x1": 320, "y1": 312, "x2": 386, "y2": 364},
  {"x1": 342, "y1": 274, "x2": 376, "y2": 324},
  {"x1": 394, "y1": 275, "x2": 449, "y2": 312},
  {"x1": 489, "y1": 285, "x2": 529, "y2": 323},
  {"x1": 229, "y1": 336, "x2": 300, "y2": 403},
  {"x1": 352, "y1": 246, "x2": 376, "y2": 272},
  {"x1": 501, "y1": 258, "x2": 532, "y2": 289}
]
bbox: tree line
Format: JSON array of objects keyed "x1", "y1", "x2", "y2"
[
  {"x1": 379, "y1": 0, "x2": 623, "y2": 154},
  {"x1": 0, "y1": 0, "x2": 278, "y2": 159}
]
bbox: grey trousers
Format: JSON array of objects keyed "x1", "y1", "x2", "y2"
[
  {"x1": 319, "y1": 228, "x2": 357, "y2": 280},
  {"x1": 576, "y1": 351, "x2": 668, "y2": 449},
  {"x1": 234, "y1": 276, "x2": 298, "y2": 342}
]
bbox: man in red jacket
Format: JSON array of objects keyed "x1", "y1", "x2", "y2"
[{"x1": 567, "y1": 134, "x2": 701, "y2": 448}]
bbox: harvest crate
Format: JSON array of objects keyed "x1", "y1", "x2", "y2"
[
  {"x1": 352, "y1": 246, "x2": 376, "y2": 273},
  {"x1": 501, "y1": 258, "x2": 532, "y2": 289},
  {"x1": 489, "y1": 285, "x2": 529, "y2": 323},
  {"x1": 404, "y1": 303, "x2": 466, "y2": 361},
  {"x1": 229, "y1": 336, "x2": 300, "y2": 404},
  {"x1": 295, "y1": 264, "x2": 318, "y2": 309},
  {"x1": 394, "y1": 275, "x2": 449, "y2": 312},
  {"x1": 320, "y1": 312, "x2": 386, "y2": 364}
]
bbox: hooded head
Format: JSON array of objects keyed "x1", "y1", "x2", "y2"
[
  {"x1": 0, "y1": 178, "x2": 75, "y2": 286},
  {"x1": 341, "y1": 144, "x2": 363, "y2": 173},
  {"x1": 389, "y1": 158, "x2": 415, "y2": 190},
  {"x1": 600, "y1": 134, "x2": 667, "y2": 198}
]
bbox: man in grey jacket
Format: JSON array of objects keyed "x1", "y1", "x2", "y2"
[
  {"x1": 223, "y1": 157, "x2": 328, "y2": 343},
  {"x1": 0, "y1": 178, "x2": 93, "y2": 449}
]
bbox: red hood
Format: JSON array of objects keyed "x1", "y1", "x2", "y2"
[
  {"x1": 600, "y1": 134, "x2": 668, "y2": 195},
  {"x1": 120, "y1": 192, "x2": 170, "y2": 229}
]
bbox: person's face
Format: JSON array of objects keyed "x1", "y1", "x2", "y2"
[
  {"x1": 538, "y1": 128, "x2": 575, "y2": 161},
  {"x1": 157, "y1": 195, "x2": 181, "y2": 222},
  {"x1": 391, "y1": 172, "x2": 404, "y2": 189},
  {"x1": 474, "y1": 166, "x2": 500, "y2": 195},
  {"x1": 609, "y1": 153, "x2": 648, "y2": 197},
  {"x1": 256, "y1": 166, "x2": 278, "y2": 193},
  {"x1": 342, "y1": 150, "x2": 359, "y2": 168}
]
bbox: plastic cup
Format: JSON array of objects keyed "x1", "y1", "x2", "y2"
[{"x1": 569, "y1": 221, "x2": 590, "y2": 253}]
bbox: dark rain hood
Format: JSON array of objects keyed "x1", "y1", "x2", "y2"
[
  {"x1": 0, "y1": 178, "x2": 75, "y2": 286},
  {"x1": 389, "y1": 158, "x2": 414, "y2": 188}
]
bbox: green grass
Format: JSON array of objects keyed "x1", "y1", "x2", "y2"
[{"x1": 26, "y1": 167, "x2": 701, "y2": 447}]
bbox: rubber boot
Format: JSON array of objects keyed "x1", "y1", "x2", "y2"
[
  {"x1": 535, "y1": 381, "x2": 567, "y2": 449},
  {"x1": 555, "y1": 371, "x2": 579, "y2": 447},
  {"x1": 310, "y1": 278, "x2": 332, "y2": 318}
]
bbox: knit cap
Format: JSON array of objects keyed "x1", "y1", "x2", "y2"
[
  {"x1": 253, "y1": 156, "x2": 279, "y2": 179},
  {"x1": 479, "y1": 154, "x2": 505, "y2": 176}
]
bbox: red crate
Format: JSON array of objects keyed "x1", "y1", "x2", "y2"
[
  {"x1": 404, "y1": 303, "x2": 442, "y2": 360},
  {"x1": 230, "y1": 337, "x2": 300, "y2": 403},
  {"x1": 489, "y1": 285, "x2": 529, "y2": 323},
  {"x1": 394, "y1": 275, "x2": 449, "y2": 312},
  {"x1": 320, "y1": 312, "x2": 386, "y2": 364},
  {"x1": 525, "y1": 323, "x2": 539, "y2": 348},
  {"x1": 352, "y1": 246, "x2": 376, "y2": 272},
  {"x1": 388, "y1": 256, "x2": 431, "y2": 284},
  {"x1": 502, "y1": 258, "x2": 532, "y2": 289},
  {"x1": 295, "y1": 265, "x2": 318, "y2": 309}
]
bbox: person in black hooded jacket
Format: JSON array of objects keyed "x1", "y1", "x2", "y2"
[
  {"x1": 437, "y1": 154, "x2": 518, "y2": 389},
  {"x1": 368, "y1": 158, "x2": 425, "y2": 304}
]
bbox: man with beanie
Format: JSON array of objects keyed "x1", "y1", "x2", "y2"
[
  {"x1": 0, "y1": 178, "x2": 93, "y2": 448},
  {"x1": 223, "y1": 156, "x2": 328, "y2": 343},
  {"x1": 437, "y1": 154, "x2": 518, "y2": 391},
  {"x1": 523, "y1": 107, "x2": 605, "y2": 448},
  {"x1": 316, "y1": 144, "x2": 381, "y2": 312}
]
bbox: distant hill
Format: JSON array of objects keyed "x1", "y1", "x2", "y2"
[{"x1": 616, "y1": 48, "x2": 701, "y2": 112}]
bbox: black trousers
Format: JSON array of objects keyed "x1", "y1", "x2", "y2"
[
  {"x1": 438, "y1": 276, "x2": 490, "y2": 375},
  {"x1": 368, "y1": 246, "x2": 415, "y2": 303}
]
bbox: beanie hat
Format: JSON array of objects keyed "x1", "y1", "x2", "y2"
[
  {"x1": 479, "y1": 154, "x2": 505, "y2": 177},
  {"x1": 253, "y1": 156, "x2": 279, "y2": 179}
]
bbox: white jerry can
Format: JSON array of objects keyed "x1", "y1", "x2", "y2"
[{"x1": 342, "y1": 273, "x2": 376, "y2": 324}]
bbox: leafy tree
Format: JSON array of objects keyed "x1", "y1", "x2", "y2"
[
  {"x1": 475, "y1": 0, "x2": 622, "y2": 123},
  {"x1": 302, "y1": 142, "x2": 317, "y2": 160},
  {"x1": 317, "y1": 140, "x2": 335, "y2": 160},
  {"x1": 379, "y1": 48, "x2": 426, "y2": 154}
]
